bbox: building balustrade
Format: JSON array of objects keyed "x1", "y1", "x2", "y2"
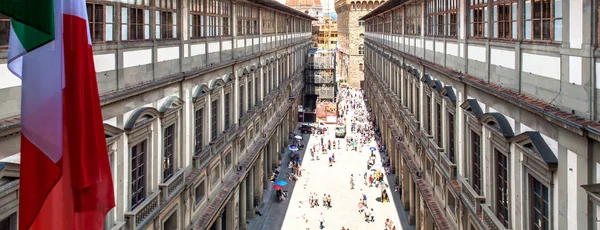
[
  {"x1": 426, "y1": 138, "x2": 442, "y2": 161},
  {"x1": 459, "y1": 177, "x2": 485, "y2": 215},
  {"x1": 159, "y1": 168, "x2": 186, "y2": 203},
  {"x1": 193, "y1": 147, "x2": 212, "y2": 170},
  {"x1": 438, "y1": 152, "x2": 457, "y2": 178},
  {"x1": 481, "y1": 204, "x2": 510, "y2": 230},
  {"x1": 124, "y1": 192, "x2": 161, "y2": 230}
]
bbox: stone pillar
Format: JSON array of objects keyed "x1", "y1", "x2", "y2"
[
  {"x1": 240, "y1": 178, "x2": 247, "y2": 230},
  {"x1": 247, "y1": 168, "x2": 255, "y2": 218},
  {"x1": 409, "y1": 175, "x2": 415, "y2": 225},
  {"x1": 401, "y1": 161, "x2": 409, "y2": 210},
  {"x1": 259, "y1": 150, "x2": 267, "y2": 193},
  {"x1": 215, "y1": 216, "x2": 223, "y2": 230},
  {"x1": 225, "y1": 199, "x2": 235, "y2": 230},
  {"x1": 424, "y1": 211, "x2": 433, "y2": 230}
]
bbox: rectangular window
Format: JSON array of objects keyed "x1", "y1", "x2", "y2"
[
  {"x1": 427, "y1": 95, "x2": 432, "y2": 133},
  {"x1": 0, "y1": 14, "x2": 10, "y2": 49},
  {"x1": 121, "y1": 3, "x2": 150, "y2": 41},
  {"x1": 415, "y1": 87, "x2": 420, "y2": 120},
  {"x1": 86, "y1": 4, "x2": 114, "y2": 43},
  {"x1": 189, "y1": 0, "x2": 203, "y2": 38},
  {"x1": 406, "y1": 4, "x2": 422, "y2": 35},
  {"x1": 248, "y1": 80, "x2": 253, "y2": 108},
  {"x1": 156, "y1": 0, "x2": 176, "y2": 39},
  {"x1": 471, "y1": 130, "x2": 482, "y2": 194},
  {"x1": 211, "y1": 165, "x2": 220, "y2": 185},
  {"x1": 194, "y1": 108, "x2": 203, "y2": 154},
  {"x1": 436, "y1": 102, "x2": 442, "y2": 146},
  {"x1": 448, "y1": 112, "x2": 455, "y2": 162},
  {"x1": 221, "y1": 1, "x2": 231, "y2": 36},
  {"x1": 359, "y1": 20, "x2": 365, "y2": 26},
  {"x1": 469, "y1": 0, "x2": 488, "y2": 38},
  {"x1": 262, "y1": 10, "x2": 275, "y2": 34},
  {"x1": 255, "y1": 77, "x2": 260, "y2": 103},
  {"x1": 448, "y1": 0, "x2": 459, "y2": 36},
  {"x1": 493, "y1": 0, "x2": 517, "y2": 39},
  {"x1": 392, "y1": 9, "x2": 402, "y2": 34},
  {"x1": 195, "y1": 181, "x2": 205, "y2": 205},
  {"x1": 236, "y1": 5, "x2": 244, "y2": 35},
  {"x1": 163, "y1": 125, "x2": 175, "y2": 182},
  {"x1": 224, "y1": 93, "x2": 230, "y2": 129},
  {"x1": 224, "y1": 152, "x2": 232, "y2": 170},
  {"x1": 239, "y1": 85, "x2": 244, "y2": 117},
  {"x1": 524, "y1": 0, "x2": 562, "y2": 41},
  {"x1": 205, "y1": 0, "x2": 229, "y2": 36},
  {"x1": 211, "y1": 100, "x2": 218, "y2": 140},
  {"x1": 384, "y1": 12, "x2": 392, "y2": 33},
  {"x1": 131, "y1": 140, "x2": 147, "y2": 209},
  {"x1": 530, "y1": 175, "x2": 550, "y2": 230},
  {"x1": 496, "y1": 149, "x2": 509, "y2": 227}
]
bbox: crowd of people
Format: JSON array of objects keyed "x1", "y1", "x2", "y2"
[{"x1": 277, "y1": 86, "x2": 400, "y2": 230}]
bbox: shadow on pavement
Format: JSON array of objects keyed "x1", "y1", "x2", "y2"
[{"x1": 248, "y1": 124, "x2": 314, "y2": 230}]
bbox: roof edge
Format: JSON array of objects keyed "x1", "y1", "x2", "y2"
[{"x1": 360, "y1": 0, "x2": 404, "y2": 21}]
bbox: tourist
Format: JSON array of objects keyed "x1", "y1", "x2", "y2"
[
  {"x1": 370, "y1": 208, "x2": 375, "y2": 222},
  {"x1": 254, "y1": 206, "x2": 263, "y2": 216},
  {"x1": 318, "y1": 213, "x2": 325, "y2": 229}
]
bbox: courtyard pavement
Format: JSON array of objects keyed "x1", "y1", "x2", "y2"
[{"x1": 248, "y1": 108, "x2": 414, "y2": 230}]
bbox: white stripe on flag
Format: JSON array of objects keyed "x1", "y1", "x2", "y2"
[
  {"x1": 15, "y1": 0, "x2": 65, "y2": 163},
  {"x1": 63, "y1": 0, "x2": 92, "y2": 45}
]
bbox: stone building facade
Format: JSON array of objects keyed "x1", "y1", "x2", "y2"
[
  {"x1": 0, "y1": 1, "x2": 313, "y2": 229},
  {"x1": 334, "y1": 0, "x2": 383, "y2": 88},
  {"x1": 361, "y1": 0, "x2": 600, "y2": 229}
]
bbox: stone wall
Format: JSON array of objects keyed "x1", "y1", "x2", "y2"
[{"x1": 336, "y1": 3, "x2": 371, "y2": 89}]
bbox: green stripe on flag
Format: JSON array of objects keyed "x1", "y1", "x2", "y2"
[{"x1": 0, "y1": 0, "x2": 54, "y2": 52}]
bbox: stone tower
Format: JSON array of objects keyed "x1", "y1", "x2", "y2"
[{"x1": 335, "y1": 0, "x2": 382, "y2": 89}]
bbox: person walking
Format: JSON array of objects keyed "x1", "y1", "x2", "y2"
[
  {"x1": 363, "y1": 193, "x2": 368, "y2": 206},
  {"x1": 327, "y1": 194, "x2": 332, "y2": 208},
  {"x1": 370, "y1": 208, "x2": 375, "y2": 223},
  {"x1": 318, "y1": 213, "x2": 325, "y2": 229}
]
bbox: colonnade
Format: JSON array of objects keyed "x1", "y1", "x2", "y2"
[
  {"x1": 209, "y1": 113, "x2": 293, "y2": 230},
  {"x1": 364, "y1": 81, "x2": 437, "y2": 230}
]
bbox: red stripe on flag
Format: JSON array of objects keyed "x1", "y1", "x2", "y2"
[
  {"x1": 18, "y1": 135, "x2": 63, "y2": 229},
  {"x1": 62, "y1": 14, "x2": 115, "y2": 229},
  {"x1": 19, "y1": 13, "x2": 115, "y2": 230}
]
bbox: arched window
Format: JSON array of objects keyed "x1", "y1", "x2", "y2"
[
  {"x1": 359, "y1": 63, "x2": 364, "y2": 71},
  {"x1": 358, "y1": 45, "x2": 364, "y2": 55},
  {"x1": 359, "y1": 33, "x2": 364, "y2": 38}
]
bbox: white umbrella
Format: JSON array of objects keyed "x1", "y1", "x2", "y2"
[{"x1": 295, "y1": 135, "x2": 303, "y2": 140}]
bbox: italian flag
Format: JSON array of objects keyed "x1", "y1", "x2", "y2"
[{"x1": 0, "y1": 0, "x2": 115, "y2": 229}]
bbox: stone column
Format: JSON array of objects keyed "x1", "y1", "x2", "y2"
[
  {"x1": 215, "y1": 216, "x2": 223, "y2": 230},
  {"x1": 409, "y1": 175, "x2": 415, "y2": 225},
  {"x1": 401, "y1": 160, "x2": 409, "y2": 210},
  {"x1": 247, "y1": 168, "x2": 255, "y2": 218},
  {"x1": 239, "y1": 178, "x2": 247, "y2": 230},
  {"x1": 225, "y1": 199, "x2": 235, "y2": 230},
  {"x1": 260, "y1": 150, "x2": 267, "y2": 192},
  {"x1": 415, "y1": 192, "x2": 421, "y2": 230},
  {"x1": 424, "y1": 211, "x2": 433, "y2": 230}
]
